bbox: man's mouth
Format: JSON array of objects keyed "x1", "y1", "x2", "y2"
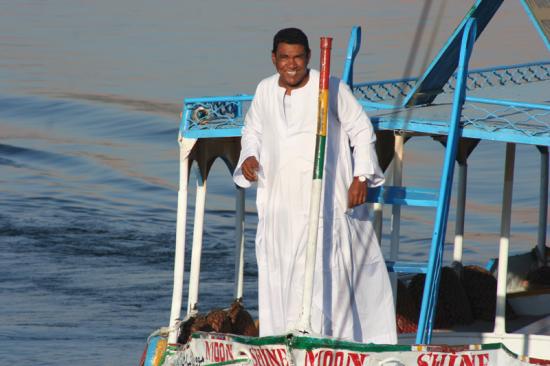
[{"x1": 286, "y1": 70, "x2": 297, "y2": 76}]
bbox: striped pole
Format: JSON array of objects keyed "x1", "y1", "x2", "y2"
[{"x1": 298, "y1": 37, "x2": 332, "y2": 333}]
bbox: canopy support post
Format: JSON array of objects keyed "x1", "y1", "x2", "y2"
[
  {"x1": 187, "y1": 175, "x2": 207, "y2": 316},
  {"x1": 494, "y1": 142, "x2": 515, "y2": 335},
  {"x1": 168, "y1": 138, "x2": 195, "y2": 344},
  {"x1": 389, "y1": 133, "x2": 404, "y2": 307},
  {"x1": 453, "y1": 162, "x2": 467, "y2": 263},
  {"x1": 233, "y1": 187, "x2": 246, "y2": 301},
  {"x1": 537, "y1": 146, "x2": 548, "y2": 266}
]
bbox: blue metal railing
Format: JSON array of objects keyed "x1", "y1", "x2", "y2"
[
  {"x1": 352, "y1": 60, "x2": 550, "y2": 104},
  {"x1": 416, "y1": 17, "x2": 478, "y2": 345}
]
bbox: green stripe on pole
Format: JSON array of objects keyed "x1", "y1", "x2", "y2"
[{"x1": 313, "y1": 135, "x2": 326, "y2": 180}]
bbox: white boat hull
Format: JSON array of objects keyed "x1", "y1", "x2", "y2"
[{"x1": 143, "y1": 331, "x2": 550, "y2": 366}]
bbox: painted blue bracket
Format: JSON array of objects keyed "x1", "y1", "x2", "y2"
[
  {"x1": 183, "y1": 128, "x2": 243, "y2": 139},
  {"x1": 415, "y1": 17, "x2": 478, "y2": 345},
  {"x1": 358, "y1": 100, "x2": 398, "y2": 111},
  {"x1": 386, "y1": 261, "x2": 428, "y2": 274},
  {"x1": 367, "y1": 186, "x2": 439, "y2": 207},
  {"x1": 342, "y1": 26, "x2": 362, "y2": 88}
]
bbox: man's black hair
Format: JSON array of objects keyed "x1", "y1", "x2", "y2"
[{"x1": 272, "y1": 28, "x2": 310, "y2": 54}]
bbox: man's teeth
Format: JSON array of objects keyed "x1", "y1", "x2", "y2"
[{"x1": 287, "y1": 71, "x2": 296, "y2": 76}]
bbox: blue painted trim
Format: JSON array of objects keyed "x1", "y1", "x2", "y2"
[
  {"x1": 416, "y1": 18, "x2": 478, "y2": 345},
  {"x1": 466, "y1": 96, "x2": 550, "y2": 111},
  {"x1": 181, "y1": 105, "x2": 192, "y2": 134},
  {"x1": 519, "y1": 0, "x2": 550, "y2": 53},
  {"x1": 184, "y1": 95, "x2": 253, "y2": 104},
  {"x1": 342, "y1": 26, "x2": 362, "y2": 88},
  {"x1": 374, "y1": 119, "x2": 550, "y2": 146},
  {"x1": 485, "y1": 258, "x2": 497, "y2": 272},
  {"x1": 358, "y1": 101, "x2": 398, "y2": 110},
  {"x1": 463, "y1": 59, "x2": 550, "y2": 75},
  {"x1": 386, "y1": 261, "x2": 428, "y2": 274},
  {"x1": 367, "y1": 186, "x2": 439, "y2": 207},
  {"x1": 144, "y1": 336, "x2": 161, "y2": 366},
  {"x1": 182, "y1": 128, "x2": 243, "y2": 139}
]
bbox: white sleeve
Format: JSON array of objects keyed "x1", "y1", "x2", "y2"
[
  {"x1": 233, "y1": 84, "x2": 263, "y2": 188},
  {"x1": 336, "y1": 81, "x2": 385, "y2": 187}
]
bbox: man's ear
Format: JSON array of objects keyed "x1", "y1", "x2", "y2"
[
  {"x1": 306, "y1": 51, "x2": 311, "y2": 64},
  {"x1": 271, "y1": 52, "x2": 276, "y2": 66}
]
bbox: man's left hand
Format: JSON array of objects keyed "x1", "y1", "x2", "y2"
[{"x1": 348, "y1": 177, "x2": 368, "y2": 208}]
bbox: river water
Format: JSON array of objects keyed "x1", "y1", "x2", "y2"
[{"x1": 0, "y1": 1, "x2": 548, "y2": 365}]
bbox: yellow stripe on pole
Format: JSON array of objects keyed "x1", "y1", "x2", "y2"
[{"x1": 317, "y1": 89, "x2": 329, "y2": 137}]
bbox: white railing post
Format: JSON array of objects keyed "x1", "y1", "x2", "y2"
[
  {"x1": 537, "y1": 146, "x2": 548, "y2": 266},
  {"x1": 233, "y1": 187, "x2": 246, "y2": 300},
  {"x1": 168, "y1": 137, "x2": 195, "y2": 344},
  {"x1": 389, "y1": 133, "x2": 404, "y2": 306},
  {"x1": 186, "y1": 174, "x2": 207, "y2": 315},
  {"x1": 494, "y1": 143, "x2": 515, "y2": 335},
  {"x1": 453, "y1": 162, "x2": 467, "y2": 263}
]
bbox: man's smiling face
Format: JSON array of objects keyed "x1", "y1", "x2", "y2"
[{"x1": 272, "y1": 42, "x2": 311, "y2": 92}]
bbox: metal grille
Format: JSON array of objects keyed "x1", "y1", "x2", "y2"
[
  {"x1": 183, "y1": 99, "x2": 250, "y2": 132},
  {"x1": 354, "y1": 78, "x2": 416, "y2": 104},
  {"x1": 446, "y1": 62, "x2": 550, "y2": 92},
  {"x1": 462, "y1": 102, "x2": 550, "y2": 137},
  {"x1": 353, "y1": 61, "x2": 550, "y2": 103}
]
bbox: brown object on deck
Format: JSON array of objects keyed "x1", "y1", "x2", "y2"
[
  {"x1": 461, "y1": 265, "x2": 516, "y2": 321},
  {"x1": 526, "y1": 266, "x2": 550, "y2": 289},
  {"x1": 228, "y1": 301, "x2": 259, "y2": 337},
  {"x1": 461, "y1": 265, "x2": 497, "y2": 321},
  {"x1": 206, "y1": 309, "x2": 232, "y2": 333},
  {"x1": 408, "y1": 267, "x2": 473, "y2": 329},
  {"x1": 396, "y1": 279, "x2": 418, "y2": 333},
  {"x1": 177, "y1": 301, "x2": 259, "y2": 343}
]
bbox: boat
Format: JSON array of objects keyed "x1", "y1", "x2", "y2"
[{"x1": 141, "y1": 0, "x2": 550, "y2": 364}]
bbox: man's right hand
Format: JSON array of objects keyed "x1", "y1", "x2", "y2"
[{"x1": 242, "y1": 156, "x2": 259, "y2": 182}]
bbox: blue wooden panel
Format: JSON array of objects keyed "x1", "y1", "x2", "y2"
[
  {"x1": 386, "y1": 261, "x2": 428, "y2": 274},
  {"x1": 367, "y1": 186, "x2": 439, "y2": 207},
  {"x1": 403, "y1": 0, "x2": 503, "y2": 107},
  {"x1": 182, "y1": 128, "x2": 243, "y2": 139}
]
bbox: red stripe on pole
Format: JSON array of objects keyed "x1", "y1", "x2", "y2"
[{"x1": 319, "y1": 37, "x2": 332, "y2": 90}]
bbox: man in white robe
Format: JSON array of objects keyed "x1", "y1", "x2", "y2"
[{"x1": 233, "y1": 28, "x2": 396, "y2": 344}]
